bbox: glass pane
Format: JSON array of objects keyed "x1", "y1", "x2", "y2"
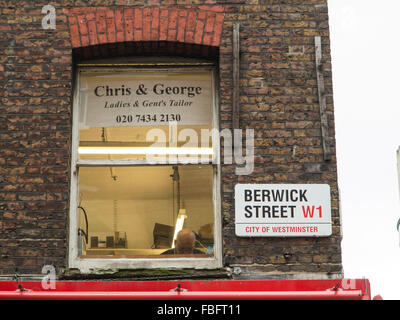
[
  {"x1": 78, "y1": 125, "x2": 214, "y2": 163},
  {"x1": 78, "y1": 69, "x2": 214, "y2": 163},
  {"x1": 77, "y1": 165, "x2": 215, "y2": 258}
]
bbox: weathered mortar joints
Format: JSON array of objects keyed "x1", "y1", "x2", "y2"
[{"x1": 0, "y1": 0, "x2": 341, "y2": 279}]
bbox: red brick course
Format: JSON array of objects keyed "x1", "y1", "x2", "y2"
[{"x1": 68, "y1": 6, "x2": 225, "y2": 49}]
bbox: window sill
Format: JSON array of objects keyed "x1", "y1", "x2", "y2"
[{"x1": 69, "y1": 255, "x2": 222, "y2": 272}]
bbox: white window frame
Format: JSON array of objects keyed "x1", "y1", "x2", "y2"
[{"x1": 68, "y1": 64, "x2": 222, "y2": 272}]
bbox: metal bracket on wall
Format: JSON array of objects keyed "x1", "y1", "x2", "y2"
[
  {"x1": 314, "y1": 36, "x2": 331, "y2": 161},
  {"x1": 232, "y1": 23, "x2": 240, "y2": 130}
]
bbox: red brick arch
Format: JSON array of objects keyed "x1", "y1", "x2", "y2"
[{"x1": 67, "y1": 6, "x2": 225, "y2": 49}]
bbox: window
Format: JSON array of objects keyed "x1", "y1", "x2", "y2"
[{"x1": 68, "y1": 58, "x2": 221, "y2": 270}]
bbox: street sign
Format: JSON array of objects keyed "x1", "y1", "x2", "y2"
[{"x1": 235, "y1": 184, "x2": 332, "y2": 237}]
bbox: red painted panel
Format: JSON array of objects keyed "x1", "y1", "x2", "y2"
[{"x1": 0, "y1": 279, "x2": 371, "y2": 300}]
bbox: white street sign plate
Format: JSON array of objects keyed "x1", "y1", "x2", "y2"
[{"x1": 235, "y1": 184, "x2": 332, "y2": 237}]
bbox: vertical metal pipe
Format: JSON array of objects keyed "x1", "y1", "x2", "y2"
[{"x1": 232, "y1": 23, "x2": 240, "y2": 130}]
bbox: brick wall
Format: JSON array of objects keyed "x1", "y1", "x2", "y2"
[{"x1": 0, "y1": 0, "x2": 342, "y2": 278}]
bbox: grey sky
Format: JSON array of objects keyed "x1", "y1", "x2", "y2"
[{"x1": 328, "y1": 0, "x2": 400, "y2": 299}]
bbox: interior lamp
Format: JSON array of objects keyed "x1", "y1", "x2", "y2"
[
  {"x1": 171, "y1": 209, "x2": 187, "y2": 248},
  {"x1": 78, "y1": 147, "x2": 213, "y2": 155}
]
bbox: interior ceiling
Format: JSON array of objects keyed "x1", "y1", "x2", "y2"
[{"x1": 79, "y1": 165, "x2": 213, "y2": 201}]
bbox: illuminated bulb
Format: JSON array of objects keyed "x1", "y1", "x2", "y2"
[{"x1": 172, "y1": 209, "x2": 187, "y2": 248}]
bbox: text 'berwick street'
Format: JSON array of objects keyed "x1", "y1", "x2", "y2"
[{"x1": 243, "y1": 188, "x2": 308, "y2": 219}]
